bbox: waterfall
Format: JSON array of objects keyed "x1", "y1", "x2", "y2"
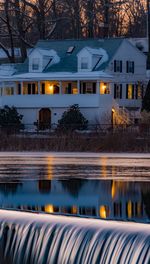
[{"x1": 0, "y1": 210, "x2": 149, "y2": 264}]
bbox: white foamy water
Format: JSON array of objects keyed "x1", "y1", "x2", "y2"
[{"x1": 0, "y1": 210, "x2": 149, "y2": 264}]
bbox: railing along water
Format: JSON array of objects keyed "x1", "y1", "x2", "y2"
[{"x1": 0, "y1": 210, "x2": 149, "y2": 264}]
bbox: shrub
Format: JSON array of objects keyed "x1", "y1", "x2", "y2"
[
  {"x1": 0, "y1": 105, "x2": 24, "y2": 133},
  {"x1": 57, "y1": 104, "x2": 88, "y2": 131}
]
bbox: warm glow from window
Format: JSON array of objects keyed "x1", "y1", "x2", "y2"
[
  {"x1": 72, "y1": 88, "x2": 78, "y2": 94},
  {"x1": 49, "y1": 85, "x2": 54, "y2": 94},
  {"x1": 45, "y1": 204, "x2": 54, "y2": 213},
  {"x1": 100, "y1": 82, "x2": 110, "y2": 94}
]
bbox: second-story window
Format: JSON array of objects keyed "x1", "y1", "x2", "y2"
[
  {"x1": 126, "y1": 61, "x2": 134, "y2": 73},
  {"x1": 32, "y1": 58, "x2": 40, "y2": 71},
  {"x1": 114, "y1": 60, "x2": 122, "y2": 73},
  {"x1": 81, "y1": 57, "x2": 88, "y2": 69}
]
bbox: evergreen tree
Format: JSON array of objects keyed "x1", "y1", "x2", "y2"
[
  {"x1": 0, "y1": 105, "x2": 24, "y2": 133},
  {"x1": 57, "y1": 104, "x2": 88, "y2": 131},
  {"x1": 142, "y1": 81, "x2": 150, "y2": 112}
]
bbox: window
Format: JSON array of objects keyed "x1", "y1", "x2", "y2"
[
  {"x1": 32, "y1": 58, "x2": 40, "y2": 70},
  {"x1": 80, "y1": 82, "x2": 96, "y2": 94},
  {"x1": 126, "y1": 84, "x2": 135, "y2": 99},
  {"x1": 67, "y1": 46, "x2": 75, "y2": 54},
  {"x1": 5, "y1": 87, "x2": 14, "y2": 95},
  {"x1": 81, "y1": 57, "x2": 88, "y2": 69},
  {"x1": 126, "y1": 61, "x2": 134, "y2": 73},
  {"x1": 100, "y1": 82, "x2": 110, "y2": 94},
  {"x1": 114, "y1": 60, "x2": 122, "y2": 72},
  {"x1": 114, "y1": 84, "x2": 122, "y2": 99}
]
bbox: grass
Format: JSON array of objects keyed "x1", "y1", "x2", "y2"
[{"x1": 0, "y1": 131, "x2": 149, "y2": 152}]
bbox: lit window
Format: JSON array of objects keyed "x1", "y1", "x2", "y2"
[
  {"x1": 5, "y1": 87, "x2": 14, "y2": 95},
  {"x1": 126, "y1": 84, "x2": 134, "y2": 99},
  {"x1": 80, "y1": 82, "x2": 96, "y2": 94},
  {"x1": 100, "y1": 82, "x2": 110, "y2": 94},
  {"x1": 32, "y1": 58, "x2": 40, "y2": 70},
  {"x1": 81, "y1": 57, "x2": 88, "y2": 69}
]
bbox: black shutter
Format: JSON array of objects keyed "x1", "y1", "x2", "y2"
[
  {"x1": 42, "y1": 83, "x2": 45, "y2": 94},
  {"x1": 28, "y1": 83, "x2": 31, "y2": 94},
  {"x1": 135, "y1": 84, "x2": 138, "y2": 99},
  {"x1": 120, "y1": 84, "x2": 122, "y2": 99},
  {"x1": 132, "y1": 84, "x2": 134, "y2": 99},
  {"x1": 93, "y1": 82, "x2": 96, "y2": 94},
  {"x1": 18, "y1": 83, "x2": 21, "y2": 95},
  {"x1": 120, "y1": 61, "x2": 122, "y2": 73},
  {"x1": 68, "y1": 83, "x2": 72, "y2": 94},
  {"x1": 80, "y1": 82, "x2": 82, "y2": 94},
  {"x1": 83, "y1": 82, "x2": 86, "y2": 94},
  {"x1": 126, "y1": 84, "x2": 128, "y2": 99},
  {"x1": 126, "y1": 61, "x2": 129, "y2": 73},
  {"x1": 132, "y1": 61, "x2": 134, "y2": 73},
  {"x1": 114, "y1": 84, "x2": 117, "y2": 99},
  {"x1": 114, "y1": 60, "x2": 116, "y2": 72},
  {"x1": 32, "y1": 83, "x2": 35, "y2": 94}
]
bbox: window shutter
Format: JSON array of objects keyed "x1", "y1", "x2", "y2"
[
  {"x1": 114, "y1": 84, "x2": 117, "y2": 98},
  {"x1": 132, "y1": 61, "x2": 134, "y2": 73},
  {"x1": 32, "y1": 83, "x2": 35, "y2": 94},
  {"x1": 28, "y1": 83, "x2": 31, "y2": 94},
  {"x1": 42, "y1": 83, "x2": 45, "y2": 94},
  {"x1": 114, "y1": 60, "x2": 116, "y2": 72},
  {"x1": 83, "y1": 82, "x2": 86, "y2": 94},
  {"x1": 126, "y1": 84, "x2": 128, "y2": 99},
  {"x1": 120, "y1": 61, "x2": 122, "y2": 72},
  {"x1": 93, "y1": 82, "x2": 96, "y2": 94},
  {"x1": 132, "y1": 84, "x2": 134, "y2": 99},
  {"x1": 120, "y1": 84, "x2": 122, "y2": 99},
  {"x1": 126, "y1": 61, "x2": 129, "y2": 73},
  {"x1": 135, "y1": 84, "x2": 138, "y2": 99},
  {"x1": 18, "y1": 83, "x2": 21, "y2": 94}
]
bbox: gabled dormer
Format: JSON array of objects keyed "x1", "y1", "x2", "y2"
[
  {"x1": 28, "y1": 48, "x2": 60, "y2": 72},
  {"x1": 77, "y1": 47, "x2": 108, "y2": 72}
]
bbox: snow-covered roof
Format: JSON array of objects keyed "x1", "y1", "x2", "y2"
[
  {"x1": 0, "y1": 70, "x2": 113, "y2": 81},
  {"x1": 128, "y1": 38, "x2": 148, "y2": 53}
]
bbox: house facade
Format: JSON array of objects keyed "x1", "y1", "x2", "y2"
[{"x1": 0, "y1": 38, "x2": 147, "y2": 129}]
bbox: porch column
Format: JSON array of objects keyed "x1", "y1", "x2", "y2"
[
  {"x1": 21, "y1": 81, "x2": 23, "y2": 95},
  {"x1": 59, "y1": 81, "x2": 62, "y2": 94},
  {"x1": 13, "y1": 83, "x2": 17, "y2": 95},
  {"x1": 38, "y1": 81, "x2": 41, "y2": 94},
  {"x1": 77, "y1": 80, "x2": 80, "y2": 94},
  {"x1": 96, "y1": 81, "x2": 100, "y2": 94}
]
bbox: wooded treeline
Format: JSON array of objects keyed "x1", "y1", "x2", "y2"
[{"x1": 0, "y1": 0, "x2": 147, "y2": 62}]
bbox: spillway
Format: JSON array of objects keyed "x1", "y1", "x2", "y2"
[{"x1": 0, "y1": 210, "x2": 149, "y2": 264}]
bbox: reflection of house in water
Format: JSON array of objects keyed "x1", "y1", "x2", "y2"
[{"x1": 0, "y1": 178, "x2": 149, "y2": 222}]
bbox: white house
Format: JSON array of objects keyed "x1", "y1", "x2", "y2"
[{"x1": 0, "y1": 38, "x2": 147, "y2": 129}]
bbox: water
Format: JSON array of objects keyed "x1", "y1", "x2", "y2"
[
  {"x1": 0, "y1": 210, "x2": 149, "y2": 264},
  {"x1": 0, "y1": 153, "x2": 149, "y2": 222},
  {"x1": 0, "y1": 153, "x2": 150, "y2": 263}
]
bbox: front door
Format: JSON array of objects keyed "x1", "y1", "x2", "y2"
[{"x1": 39, "y1": 108, "x2": 51, "y2": 130}]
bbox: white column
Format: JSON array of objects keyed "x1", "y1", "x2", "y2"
[
  {"x1": 77, "y1": 80, "x2": 80, "y2": 94},
  {"x1": 96, "y1": 81, "x2": 100, "y2": 94},
  {"x1": 38, "y1": 81, "x2": 41, "y2": 94},
  {"x1": 13, "y1": 82, "x2": 17, "y2": 95}
]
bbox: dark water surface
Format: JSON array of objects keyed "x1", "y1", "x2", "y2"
[{"x1": 0, "y1": 154, "x2": 150, "y2": 223}]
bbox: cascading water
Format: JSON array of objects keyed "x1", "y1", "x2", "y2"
[{"x1": 0, "y1": 210, "x2": 149, "y2": 264}]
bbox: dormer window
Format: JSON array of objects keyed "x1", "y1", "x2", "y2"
[
  {"x1": 81, "y1": 57, "x2": 88, "y2": 69},
  {"x1": 32, "y1": 58, "x2": 40, "y2": 71}
]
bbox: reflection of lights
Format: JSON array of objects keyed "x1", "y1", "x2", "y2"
[
  {"x1": 112, "y1": 108, "x2": 115, "y2": 113},
  {"x1": 47, "y1": 156, "x2": 54, "y2": 180},
  {"x1": 127, "y1": 200, "x2": 132, "y2": 218},
  {"x1": 111, "y1": 181, "x2": 116, "y2": 199},
  {"x1": 45, "y1": 204, "x2": 54, "y2": 213},
  {"x1": 99, "y1": 206, "x2": 106, "y2": 218},
  {"x1": 72, "y1": 205, "x2": 77, "y2": 214},
  {"x1": 100, "y1": 157, "x2": 107, "y2": 177}
]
